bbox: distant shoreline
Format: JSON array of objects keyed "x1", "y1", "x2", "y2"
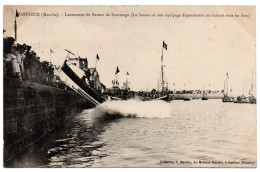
[{"x1": 170, "y1": 93, "x2": 223, "y2": 99}]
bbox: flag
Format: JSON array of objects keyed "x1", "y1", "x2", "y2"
[
  {"x1": 115, "y1": 66, "x2": 120, "y2": 74},
  {"x1": 163, "y1": 41, "x2": 167, "y2": 50},
  {"x1": 16, "y1": 10, "x2": 19, "y2": 18},
  {"x1": 127, "y1": 72, "x2": 129, "y2": 75},
  {"x1": 50, "y1": 49, "x2": 54, "y2": 53},
  {"x1": 96, "y1": 54, "x2": 99, "y2": 60}
]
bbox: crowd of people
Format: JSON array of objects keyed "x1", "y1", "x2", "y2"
[
  {"x1": 175, "y1": 89, "x2": 222, "y2": 94},
  {"x1": 3, "y1": 37, "x2": 67, "y2": 89},
  {"x1": 103, "y1": 86, "x2": 223, "y2": 101}
]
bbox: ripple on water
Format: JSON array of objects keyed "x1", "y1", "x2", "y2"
[{"x1": 36, "y1": 100, "x2": 257, "y2": 167}]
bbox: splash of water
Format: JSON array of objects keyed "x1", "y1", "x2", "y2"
[{"x1": 89, "y1": 99, "x2": 173, "y2": 118}]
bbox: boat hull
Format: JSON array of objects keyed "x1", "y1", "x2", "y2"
[
  {"x1": 201, "y1": 97, "x2": 208, "y2": 100},
  {"x1": 222, "y1": 97, "x2": 234, "y2": 102},
  {"x1": 234, "y1": 101, "x2": 250, "y2": 104},
  {"x1": 183, "y1": 98, "x2": 191, "y2": 101},
  {"x1": 156, "y1": 95, "x2": 170, "y2": 102},
  {"x1": 61, "y1": 61, "x2": 106, "y2": 104}
]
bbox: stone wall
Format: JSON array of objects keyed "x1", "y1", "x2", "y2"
[{"x1": 4, "y1": 77, "x2": 92, "y2": 165}]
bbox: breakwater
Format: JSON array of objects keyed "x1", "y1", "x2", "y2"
[{"x1": 4, "y1": 77, "x2": 93, "y2": 166}]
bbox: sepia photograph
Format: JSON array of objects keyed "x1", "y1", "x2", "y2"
[{"x1": 2, "y1": 5, "x2": 257, "y2": 168}]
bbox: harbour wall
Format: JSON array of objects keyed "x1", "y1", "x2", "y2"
[{"x1": 4, "y1": 77, "x2": 93, "y2": 166}]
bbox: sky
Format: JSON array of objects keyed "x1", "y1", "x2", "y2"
[{"x1": 3, "y1": 5, "x2": 256, "y2": 95}]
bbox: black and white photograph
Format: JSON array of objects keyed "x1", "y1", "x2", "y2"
[{"x1": 2, "y1": 5, "x2": 257, "y2": 168}]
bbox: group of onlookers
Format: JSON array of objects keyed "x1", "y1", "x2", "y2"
[{"x1": 3, "y1": 37, "x2": 66, "y2": 89}]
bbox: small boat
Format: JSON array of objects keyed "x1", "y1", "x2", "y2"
[
  {"x1": 249, "y1": 95, "x2": 256, "y2": 104},
  {"x1": 183, "y1": 97, "x2": 191, "y2": 101},
  {"x1": 222, "y1": 96, "x2": 234, "y2": 102},
  {"x1": 201, "y1": 97, "x2": 208, "y2": 100},
  {"x1": 201, "y1": 85, "x2": 208, "y2": 100},
  {"x1": 234, "y1": 95, "x2": 250, "y2": 104},
  {"x1": 156, "y1": 95, "x2": 170, "y2": 102},
  {"x1": 110, "y1": 96, "x2": 122, "y2": 101}
]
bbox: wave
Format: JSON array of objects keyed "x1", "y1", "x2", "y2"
[{"x1": 88, "y1": 99, "x2": 173, "y2": 118}]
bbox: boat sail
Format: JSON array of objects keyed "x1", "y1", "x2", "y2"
[{"x1": 222, "y1": 72, "x2": 234, "y2": 102}]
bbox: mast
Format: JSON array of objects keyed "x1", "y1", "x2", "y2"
[
  {"x1": 224, "y1": 80, "x2": 225, "y2": 96},
  {"x1": 157, "y1": 77, "x2": 160, "y2": 91},
  {"x1": 251, "y1": 70, "x2": 254, "y2": 95},
  {"x1": 226, "y1": 73, "x2": 229, "y2": 96},
  {"x1": 14, "y1": 17, "x2": 17, "y2": 41},
  {"x1": 126, "y1": 72, "x2": 129, "y2": 90},
  {"x1": 161, "y1": 45, "x2": 164, "y2": 92},
  {"x1": 114, "y1": 66, "x2": 120, "y2": 88},
  {"x1": 126, "y1": 74, "x2": 128, "y2": 88},
  {"x1": 243, "y1": 84, "x2": 244, "y2": 96},
  {"x1": 116, "y1": 74, "x2": 118, "y2": 87},
  {"x1": 203, "y1": 85, "x2": 204, "y2": 96}
]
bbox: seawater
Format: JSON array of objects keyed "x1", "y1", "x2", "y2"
[{"x1": 11, "y1": 99, "x2": 257, "y2": 167}]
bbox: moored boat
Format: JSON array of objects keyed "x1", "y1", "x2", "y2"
[
  {"x1": 222, "y1": 96, "x2": 234, "y2": 102},
  {"x1": 183, "y1": 97, "x2": 191, "y2": 101},
  {"x1": 234, "y1": 95, "x2": 250, "y2": 104},
  {"x1": 156, "y1": 95, "x2": 170, "y2": 102},
  {"x1": 201, "y1": 97, "x2": 208, "y2": 100},
  {"x1": 249, "y1": 95, "x2": 256, "y2": 104},
  {"x1": 201, "y1": 85, "x2": 208, "y2": 100},
  {"x1": 234, "y1": 70, "x2": 256, "y2": 104}
]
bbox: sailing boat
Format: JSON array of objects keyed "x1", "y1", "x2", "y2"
[
  {"x1": 234, "y1": 86, "x2": 250, "y2": 103},
  {"x1": 234, "y1": 71, "x2": 254, "y2": 104},
  {"x1": 156, "y1": 41, "x2": 170, "y2": 102},
  {"x1": 222, "y1": 73, "x2": 234, "y2": 102},
  {"x1": 249, "y1": 70, "x2": 256, "y2": 104},
  {"x1": 234, "y1": 72, "x2": 250, "y2": 104}
]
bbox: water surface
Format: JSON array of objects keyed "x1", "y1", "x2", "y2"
[{"x1": 12, "y1": 99, "x2": 257, "y2": 167}]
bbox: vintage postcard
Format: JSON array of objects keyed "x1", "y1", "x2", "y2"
[{"x1": 3, "y1": 5, "x2": 256, "y2": 168}]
